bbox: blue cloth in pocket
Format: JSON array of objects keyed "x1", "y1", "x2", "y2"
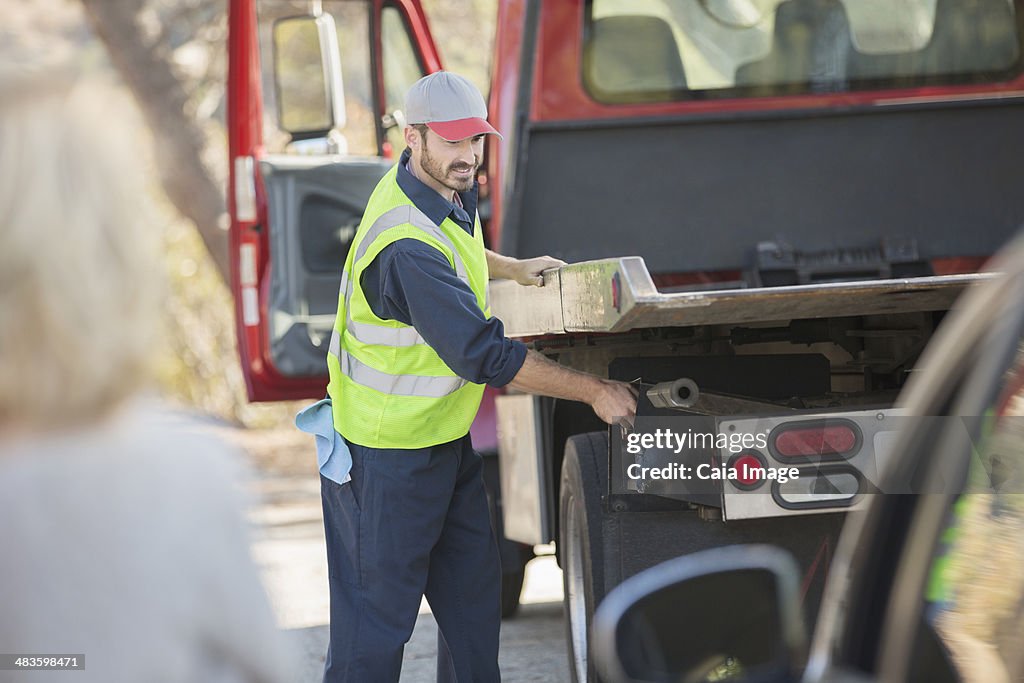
[{"x1": 295, "y1": 398, "x2": 352, "y2": 485}]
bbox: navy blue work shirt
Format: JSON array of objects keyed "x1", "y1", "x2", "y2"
[{"x1": 358, "y1": 148, "x2": 527, "y2": 387}]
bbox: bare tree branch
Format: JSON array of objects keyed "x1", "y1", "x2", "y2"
[{"x1": 79, "y1": 0, "x2": 230, "y2": 284}]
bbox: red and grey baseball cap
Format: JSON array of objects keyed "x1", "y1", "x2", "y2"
[{"x1": 405, "y1": 71, "x2": 502, "y2": 141}]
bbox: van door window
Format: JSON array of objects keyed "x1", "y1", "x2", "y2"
[
  {"x1": 381, "y1": 5, "x2": 427, "y2": 155},
  {"x1": 259, "y1": 0, "x2": 377, "y2": 155}
]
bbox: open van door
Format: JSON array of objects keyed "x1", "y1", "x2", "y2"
[{"x1": 227, "y1": 0, "x2": 442, "y2": 401}]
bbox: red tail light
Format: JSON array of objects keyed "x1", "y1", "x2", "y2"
[
  {"x1": 728, "y1": 452, "x2": 768, "y2": 490},
  {"x1": 771, "y1": 421, "x2": 859, "y2": 459}
]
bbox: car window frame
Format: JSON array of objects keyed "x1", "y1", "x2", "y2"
[
  {"x1": 878, "y1": 272, "x2": 1024, "y2": 682},
  {"x1": 805, "y1": 233, "x2": 1024, "y2": 681}
]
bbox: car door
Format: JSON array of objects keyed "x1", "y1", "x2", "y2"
[
  {"x1": 805, "y1": 234, "x2": 1024, "y2": 683},
  {"x1": 227, "y1": 0, "x2": 441, "y2": 400}
]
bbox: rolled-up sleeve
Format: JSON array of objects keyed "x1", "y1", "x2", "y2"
[{"x1": 359, "y1": 239, "x2": 527, "y2": 387}]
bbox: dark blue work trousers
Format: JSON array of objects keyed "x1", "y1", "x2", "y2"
[{"x1": 320, "y1": 433, "x2": 502, "y2": 683}]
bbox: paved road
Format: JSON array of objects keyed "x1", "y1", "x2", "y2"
[{"x1": 248, "y1": 470, "x2": 570, "y2": 682}]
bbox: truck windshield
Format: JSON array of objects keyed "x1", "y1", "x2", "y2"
[{"x1": 583, "y1": 0, "x2": 1023, "y2": 103}]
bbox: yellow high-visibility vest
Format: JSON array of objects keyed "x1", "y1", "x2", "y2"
[{"x1": 327, "y1": 165, "x2": 491, "y2": 448}]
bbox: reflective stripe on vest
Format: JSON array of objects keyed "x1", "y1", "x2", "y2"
[
  {"x1": 336, "y1": 269, "x2": 427, "y2": 348},
  {"x1": 354, "y1": 205, "x2": 469, "y2": 279},
  {"x1": 332, "y1": 202, "x2": 479, "y2": 398},
  {"x1": 332, "y1": 204, "x2": 483, "y2": 351},
  {"x1": 329, "y1": 333, "x2": 468, "y2": 398}
]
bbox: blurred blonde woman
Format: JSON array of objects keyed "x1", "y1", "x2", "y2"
[{"x1": 0, "y1": 68, "x2": 293, "y2": 681}]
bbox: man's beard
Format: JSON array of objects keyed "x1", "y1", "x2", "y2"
[{"x1": 420, "y1": 144, "x2": 478, "y2": 193}]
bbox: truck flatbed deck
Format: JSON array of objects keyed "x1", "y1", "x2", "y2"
[{"x1": 489, "y1": 257, "x2": 994, "y2": 337}]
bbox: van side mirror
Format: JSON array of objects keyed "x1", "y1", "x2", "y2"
[
  {"x1": 272, "y1": 13, "x2": 345, "y2": 138},
  {"x1": 592, "y1": 545, "x2": 806, "y2": 683}
]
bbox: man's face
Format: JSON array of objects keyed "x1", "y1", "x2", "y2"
[{"x1": 414, "y1": 128, "x2": 485, "y2": 194}]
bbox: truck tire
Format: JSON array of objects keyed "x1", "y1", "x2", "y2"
[{"x1": 560, "y1": 431, "x2": 608, "y2": 683}]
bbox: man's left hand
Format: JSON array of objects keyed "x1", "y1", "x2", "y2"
[{"x1": 509, "y1": 255, "x2": 567, "y2": 287}]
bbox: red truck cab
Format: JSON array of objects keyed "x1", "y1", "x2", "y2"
[{"x1": 229, "y1": 0, "x2": 1024, "y2": 402}]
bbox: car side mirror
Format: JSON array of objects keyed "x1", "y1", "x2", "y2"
[
  {"x1": 593, "y1": 545, "x2": 806, "y2": 683},
  {"x1": 272, "y1": 13, "x2": 346, "y2": 139}
]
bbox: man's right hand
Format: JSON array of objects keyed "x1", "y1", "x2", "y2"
[
  {"x1": 507, "y1": 351, "x2": 638, "y2": 427},
  {"x1": 591, "y1": 379, "x2": 638, "y2": 428}
]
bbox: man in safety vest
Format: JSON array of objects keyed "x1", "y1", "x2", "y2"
[{"x1": 320, "y1": 71, "x2": 637, "y2": 683}]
